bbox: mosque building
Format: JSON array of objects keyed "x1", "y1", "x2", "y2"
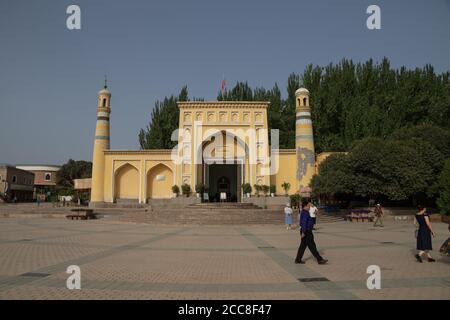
[{"x1": 90, "y1": 83, "x2": 330, "y2": 206}]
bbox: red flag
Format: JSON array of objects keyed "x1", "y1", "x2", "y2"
[{"x1": 221, "y1": 78, "x2": 226, "y2": 96}]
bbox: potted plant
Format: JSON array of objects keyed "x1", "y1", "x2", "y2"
[
  {"x1": 181, "y1": 183, "x2": 191, "y2": 197},
  {"x1": 270, "y1": 185, "x2": 276, "y2": 197},
  {"x1": 203, "y1": 186, "x2": 210, "y2": 202},
  {"x1": 254, "y1": 184, "x2": 262, "y2": 197},
  {"x1": 171, "y1": 185, "x2": 180, "y2": 198},
  {"x1": 262, "y1": 185, "x2": 270, "y2": 197},
  {"x1": 195, "y1": 183, "x2": 205, "y2": 199},
  {"x1": 281, "y1": 182, "x2": 291, "y2": 196},
  {"x1": 289, "y1": 194, "x2": 301, "y2": 209},
  {"x1": 242, "y1": 183, "x2": 252, "y2": 198}
]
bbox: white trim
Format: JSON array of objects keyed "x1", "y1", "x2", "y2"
[
  {"x1": 144, "y1": 160, "x2": 147, "y2": 203},
  {"x1": 110, "y1": 158, "x2": 114, "y2": 203},
  {"x1": 296, "y1": 119, "x2": 312, "y2": 125},
  {"x1": 138, "y1": 160, "x2": 142, "y2": 203},
  {"x1": 16, "y1": 165, "x2": 60, "y2": 172}
]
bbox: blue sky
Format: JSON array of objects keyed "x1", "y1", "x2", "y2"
[{"x1": 0, "y1": 0, "x2": 449, "y2": 165}]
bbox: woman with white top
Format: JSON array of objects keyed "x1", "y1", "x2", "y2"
[{"x1": 284, "y1": 203, "x2": 293, "y2": 230}]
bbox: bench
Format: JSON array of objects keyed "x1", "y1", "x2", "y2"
[
  {"x1": 345, "y1": 210, "x2": 374, "y2": 222},
  {"x1": 66, "y1": 209, "x2": 96, "y2": 220}
]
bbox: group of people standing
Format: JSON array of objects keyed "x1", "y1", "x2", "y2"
[
  {"x1": 285, "y1": 200, "x2": 328, "y2": 265},
  {"x1": 285, "y1": 200, "x2": 449, "y2": 265},
  {"x1": 284, "y1": 201, "x2": 317, "y2": 231},
  {"x1": 370, "y1": 202, "x2": 442, "y2": 263}
]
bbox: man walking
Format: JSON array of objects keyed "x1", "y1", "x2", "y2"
[
  {"x1": 373, "y1": 203, "x2": 384, "y2": 227},
  {"x1": 295, "y1": 199, "x2": 328, "y2": 265}
]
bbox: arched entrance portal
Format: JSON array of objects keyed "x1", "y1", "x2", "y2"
[
  {"x1": 114, "y1": 163, "x2": 139, "y2": 201},
  {"x1": 217, "y1": 176, "x2": 231, "y2": 194},
  {"x1": 147, "y1": 163, "x2": 173, "y2": 200},
  {"x1": 198, "y1": 130, "x2": 248, "y2": 202}
]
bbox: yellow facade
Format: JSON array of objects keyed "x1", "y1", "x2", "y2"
[
  {"x1": 101, "y1": 150, "x2": 174, "y2": 203},
  {"x1": 269, "y1": 150, "x2": 297, "y2": 195},
  {"x1": 175, "y1": 101, "x2": 271, "y2": 197},
  {"x1": 90, "y1": 85, "x2": 329, "y2": 204}
]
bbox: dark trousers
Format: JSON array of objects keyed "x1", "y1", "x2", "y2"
[{"x1": 295, "y1": 230, "x2": 323, "y2": 262}]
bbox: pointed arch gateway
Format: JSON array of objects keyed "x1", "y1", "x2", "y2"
[
  {"x1": 114, "y1": 163, "x2": 139, "y2": 201},
  {"x1": 147, "y1": 163, "x2": 174, "y2": 199},
  {"x1": 197, "y1": 130, "x2": 249, "y2": 202}
]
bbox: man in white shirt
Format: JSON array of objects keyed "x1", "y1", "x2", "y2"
[{"x1": 309, "y1": 203, "x2": 318, "y2": 230}]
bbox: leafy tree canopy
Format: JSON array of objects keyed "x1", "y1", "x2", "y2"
[
  {"x1": 311, "y1": 127, "x2": 449, "y2": 203},
  {"x1": 56, "y1": 159, "x2": 92, "y2": 189},
  {"x1": 138, "y1": 86, "x2": 189, "y2": 149},
  {"x1": 139, "y1": 58, "x2": 450, "y2": 152},
  {"x1": 437, "y1": 159, "x2": 450, "y2": 216}
]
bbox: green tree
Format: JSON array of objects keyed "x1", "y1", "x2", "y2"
[
  {"x1": 311, "y1": 153, "x2": 354, "y2": 200},
  {"x1": 139, "y1": 86, "x2": 189, "y2": 149},
  {"x1": 281, "y1": 182, "x2": 291, "y2": 195},
  {"x1": 437, "y1": 159, "x2": 450, "y2": 216},
  {"x1": 311, "y1": 136, "x2": 447, "y2": 204},
  {"x1": 301, "y1": 58, "x2": 450, "y2": 152},
  {"x1": 56, "y1": 159, "x2": 92, "y2": 189},
  {"x1": 218, "y1": 81, "x2": 253, "y2": 101},
  {"x1": 391, "y1": 125, "x2": 450, "y2": 159},
  {"x1": 140, "y1": 58, "x2": 450, "y2": 153},
  {"x1": 349, "y1": 138, "x2": 430, "y2": 201}
]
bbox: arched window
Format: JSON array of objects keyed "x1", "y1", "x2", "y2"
[
  {"x1": 12, "y1": 175, "x2": 17, "y2": 183},
  {"x1": 44, "y1": 173, "x2": 51, "y2": 181},
  {"x1": 303, "y1": 98, "x2": 307, "y2": 106},
  {"x1": 102, "y1": 98, "x2": 107, "y2": 107},
  {"x1": 297, "y1": 98, "x2": 301, "y2": 106}
]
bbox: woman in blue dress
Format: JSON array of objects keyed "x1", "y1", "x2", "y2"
[
  {"x1": 414, "y1": 206, "x2": 436, "y2": 263},
  {"x1": 284, "y1": 203, "x2": 293, "y2": 230}
]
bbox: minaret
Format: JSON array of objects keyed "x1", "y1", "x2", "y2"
[
  {"x1": 90, "y1": 79, "x2": 111, "y2": 205},
  {"x1": 295, "y1": 87, "x2": 315, "y2": 194}
]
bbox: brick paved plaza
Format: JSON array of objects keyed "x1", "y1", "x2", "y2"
[{"x1": 0, "y1": 216, "x2": 449, "y2": 300}]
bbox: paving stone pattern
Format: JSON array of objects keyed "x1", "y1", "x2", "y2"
[{"x1": 0, "y1": 216, "x2": 449, "y2": 299}]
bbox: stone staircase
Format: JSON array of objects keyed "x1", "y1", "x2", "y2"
[
  {"x1": 0, "y1": 202, "x2": 345, "y2": 225},
  {"x1": 186, "y1": 202, "x2": 261, "y2": 210},
  {"x1": 108, "y1": 203, "x2": 344, "y2": 225},
  {"x1": 0, "y1": 204, "x2": 73, "y2": 218}
]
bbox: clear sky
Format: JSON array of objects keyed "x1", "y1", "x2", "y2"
[{"x1": 1, "y1": 0, "x2": 449, "y2": 165}]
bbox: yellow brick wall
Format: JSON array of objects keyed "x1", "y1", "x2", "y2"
[{"x1": 270, "y1": 151, "x2": 297, "y2": 195}]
